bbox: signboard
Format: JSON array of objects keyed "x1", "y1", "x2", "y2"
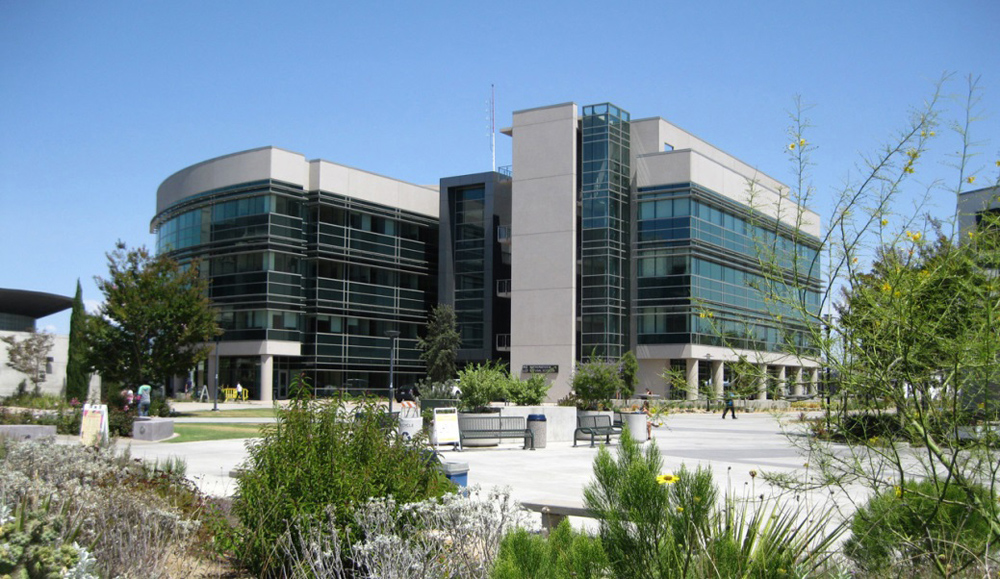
[
  {"x1": 522, "y1": 365, "x2": 558, "y2": 374},
  {"x1": 432, "y1": 407, "x2": 461, "y2": 449},
  {"x1": 79, "y1": 404, "x2": 109, "y2": 447}
]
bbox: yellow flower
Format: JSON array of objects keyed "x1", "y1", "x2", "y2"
[
  {"x1": 930, "y1": 131, "x2": 935, "y2": 136},
  {"x1": 967, "y1": 175, "x2": 976, "y2": 184},
  {"x1": 799, "y1": 138, "x2": 806, "y2": 147},
  {"x1": 881, "y1": 219, "x2": 888, "y2": 226},
  {"x1": 699, "y1": 313, "x2": 706, "y2": 319},
  {"x1": 978, "y1": 403, "x2": 985, "y2": 410},
  {"x1": 894, "y1": 485, "x2": 902, "y2": 499},
  {"x1": 881, "y1": 283, "x2": 892, "y2": 293},
  {"x1": 676, "y1": 506, "x2": 684, "y2": 513},
  {"x1": 694, "y1": 496, "x2": 702, "y2": 503},
  {"x1": 904, "y1": 166, "x2": 915, "y2": 174},
  {"x1": 788, "y1": 143, "x2": 796, "y2": 150},
  {"x1": 657, "y1": 474, "x2": 680, "y2": 485},
  {"x1": 920, "y1": 130, "x2": 927, "y2": 137},
  {"x1": 995, "y1": 160, "x2": 1000, "y2": 167},
  {"x1": 852, "y1": 257, "x2": 858, "y2": 264}
]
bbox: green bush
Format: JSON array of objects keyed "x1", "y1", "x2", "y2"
[
  {"x1": 491, "y1": 519, "x2": 609, "y2": 579},
  {"x1": 571, "y1": 358, "x2": 622, "y2": 411},
  {"x1": 845, "y1": 479, "x2": 997, "y2": 575},
  {"x1": 583, "y1": 426, "x2": 842, "y2": 578},
  {"x1": 836, "y1": 412, "x2": 903, "y2": 442},
  {"x1": 506, "y1": 374, "x2": 551, "y2": 406},
  {"x1": 458, "y1": 361, "x2": 510, "y2": 412},
  {"x1": 233, "y1": 375, "x2": 454, "y2": 577}
]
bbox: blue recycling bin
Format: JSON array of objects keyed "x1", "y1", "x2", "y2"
[{"x1": 441, "y1": 461, "x2": 469, "y2": 487}]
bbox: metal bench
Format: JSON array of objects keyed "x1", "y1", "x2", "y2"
[
  {"x1": 458, "y1": 415, "x2": 535, "y2": 450},
  {"x1": 574, "y1": 414, "x2": 622, "y2": 447}
]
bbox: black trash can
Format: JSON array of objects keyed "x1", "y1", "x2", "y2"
[{"x1": 527, "y1": 414, "x2": 547, "y2": 449}]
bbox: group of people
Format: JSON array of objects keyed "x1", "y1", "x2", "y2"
[{"x1": 121, "y1": 384, "x2": 153, "y2": 416}]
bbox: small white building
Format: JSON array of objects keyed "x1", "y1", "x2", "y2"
[{"x1": 0, "y1": 288, "x2": 73, "y2": 398}]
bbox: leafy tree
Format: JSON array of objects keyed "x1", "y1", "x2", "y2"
[
  {"x1": 86, "y1": 242, "x2": 220, "y2": 389},
  {"x1": 64, "y1": 279, "x2": 89, "y2": 402},
  {"x1": 1, "y1": 329, "x2": 55, "y2": 394},
  {"x1": 571, "y1": 356, "x2": 622, "y2": 410},
  {"x1": 417, "y1": 304, "x2": 462, "y2": 382},
  {"x1": 618, "y1": 350, "x2": 638, "y2": 398},
  {"x1": 747, "y1": 77, "x2": 1000, "y2": 573}
]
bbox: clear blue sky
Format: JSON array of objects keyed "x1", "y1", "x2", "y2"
[{"x1": 2, "y1": 0, "x2": 998, "y2": 333}]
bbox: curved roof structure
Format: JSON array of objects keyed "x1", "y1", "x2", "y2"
[{"x1": 0, "y1": 288, "x2": 73, "y2": 320}]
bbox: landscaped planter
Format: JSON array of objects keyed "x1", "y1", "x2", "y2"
[
  {"x1": 492, "y1": 406, "x2": 578, "y2": 442},
  {"x1": 619, "y1": 411, "x2": 648, "y2": 441},
  {"x1": 420, "y1": 398, "x2": 460, "y2": 414}
]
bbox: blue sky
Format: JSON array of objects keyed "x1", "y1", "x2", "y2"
[{"x1": 1, "y1": 0, "x2": 998, "y2": 333}]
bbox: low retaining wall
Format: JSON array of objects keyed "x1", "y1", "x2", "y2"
[
  {"x1": 493, "y1": 406, "x2": 578, "y2": 443},
  {"x1": 0, "y1": 425, "x2": 57, "y2": 440},
  {"x1": 133, "y1": 417, "x2": 174, "y2": 441}
]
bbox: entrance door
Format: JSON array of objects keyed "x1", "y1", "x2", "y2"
[{"x1": 277, "y1": 370, "x2": 289, "y2": 399}]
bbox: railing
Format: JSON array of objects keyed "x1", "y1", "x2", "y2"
[
  {"x1": 496, "y1": 278, "x2": 511, "y2": 297},
  {"x1": 497, "y1": 165, "x2": 513, "y2": 179},
  {"x1": 496, "y1": 334, "x2": 511, "y2": 351}
]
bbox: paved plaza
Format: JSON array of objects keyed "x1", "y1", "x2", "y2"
[{"x1": 124, "y1": 406, "x2": 865, "y2": 527}]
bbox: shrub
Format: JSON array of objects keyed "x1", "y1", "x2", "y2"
[
  {"x1": 285, "y1": 486, "x2": 530, "y2": 579},
  {"x1": 571, "y1": 358, "x2": 622, "y2": 411},
  {"x1": 0, "y1": 438, "x2": 203, "y2": 579},
  {"x1": 233, "y1": 375, "x2": 454, "y2": 577},
  {"x1": 583, "y1": 426, "x2": 843, "y2": 578},
  {"x1": 457, "y1": 361, "x2": 510, "y2": 412},
  {"x1": 836, "y1": 412, "x2": 903, "y2": 442},
  {"x1": 491, "y1": 519, "x2": 609, "y2": 579},
  {"x1": 845, "y1": 479, "x2": 997, "y2": 575},
  {"x1": 506, "y1": 374, "x2": 550, "y2": 406}
]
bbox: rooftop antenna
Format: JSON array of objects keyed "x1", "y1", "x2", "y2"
[{"x1": 489, "y1": 84, "x2": 496, "y2": 171}]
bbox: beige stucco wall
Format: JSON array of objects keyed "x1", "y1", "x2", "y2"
[
  {"x1": 509, "y1": 103, "x2": 579, "y2": 401},
  {"x1": 0, "y1": 331, "x2": 69, "y2": 398}
]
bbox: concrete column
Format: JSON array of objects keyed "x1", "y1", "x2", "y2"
[
  {"x1": 793, "y1": 367, "x2": 804, "y2": 396},
  {"x1": 207, "y1": 347, "x2": 218, "y2": 392},
  {"x1": 712, "y1": 360, "x2": 724, "y2": 398},
  {"x1": 809, "y1": 368, "x2": 819, "y2": 395},
  {"x1": 777, "y1": 366, "x2": 787, "y2": 397},
  {"x1": 757, "y1": 364, "x2": 768, "y2": 401},
  {"x1": 259, "y1": 354, "x2": 274, "y2": 402},
  {"x1": 686, "y1": 359, "x2": 699, "y2": 401}
]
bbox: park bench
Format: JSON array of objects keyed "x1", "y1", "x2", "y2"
[
  {"x1": 458, "y1": 415, "x2": 534, "y2": 450},
  {"x1": 574, "y1": 414, "x2": 622, "y2": 447},
  {"x1": 521, "y1": 501, "x2": 596, "y2": 533}
]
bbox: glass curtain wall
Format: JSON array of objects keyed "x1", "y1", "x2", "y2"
[
  {"x1": 450, "y1": 186, "x2": 487, "y2": 350},
  {"x1": 579, "y1": 103, "x2": 631, "y2": 361}
]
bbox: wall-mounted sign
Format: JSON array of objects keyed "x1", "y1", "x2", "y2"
[{"x1": 522, "y1": 365, "x2": 558, "y2": 374}]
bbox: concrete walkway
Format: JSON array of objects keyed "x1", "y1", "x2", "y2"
[{"x1": 124, "y1": 410, "x2": 863, "y2": 523}]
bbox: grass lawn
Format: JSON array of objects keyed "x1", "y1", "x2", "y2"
[
  {"x1": 166, "y1": 423, "x2": 265, "y2": 443},
  {"x1": 180, "y1": 408, "x2": 278, "y2": 418}
]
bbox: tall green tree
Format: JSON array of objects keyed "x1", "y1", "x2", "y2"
[
  {"x1": 64, "y1": 279, "x2": 89, "y2": 402},
  {"x1": 86, "y1": 242, "x2": 220, "y2": 389},
  {"x1": 1, "y1": 329, "x2": 55, "y2": 394},
  {"x1": 416, "y1": 304, "x2": 461, "y2": 382},
  {"x1": 618, "y1": 350, "x2": 638, "y2": 397}
]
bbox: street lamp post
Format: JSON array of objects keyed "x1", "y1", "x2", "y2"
[
  {"x1": 213, "y1": 337, "x2": 220, "y2": 412},
  {"x1": 386, "y1": 330, "x2": 401, "y2": 415}
]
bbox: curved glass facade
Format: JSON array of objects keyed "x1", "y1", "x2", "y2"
[{"x1": 153, "y1": 176, "x2": 438, "y2": 397}]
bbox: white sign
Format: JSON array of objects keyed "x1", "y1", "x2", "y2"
[
  {"x1": 79, "y1": 404, "x2": 109, "y2": 447},
  {"x1": 432, "y1": 407, "x2": 460, "y2": 449}
]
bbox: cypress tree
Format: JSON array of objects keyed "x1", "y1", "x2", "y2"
[{"x1": 65, "y1": 279, "x2": 89, "y2": 402}]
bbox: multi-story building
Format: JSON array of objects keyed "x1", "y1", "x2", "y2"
[
  {"x1": 441, "y1": 102, "x2": 823, "y2": 401},
  {"x1": 156, "y1": 102, "x2": 823, "y2": 402},
  {"x1": 152, "y1": 147, "x2": 439, "y2": 401}
]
